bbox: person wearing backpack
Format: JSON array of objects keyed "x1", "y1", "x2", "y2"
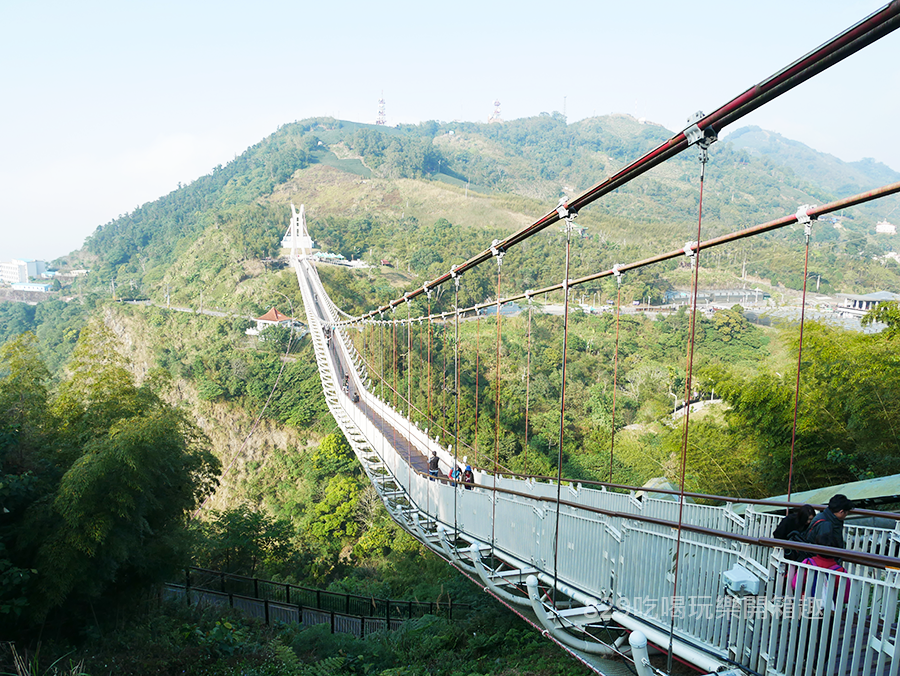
[
  {"x1": 450, "y1": 465, "x2": 462, "y2": 487},
  {"x1": 773, "y1": 504, "x2": 816, "y2": 561},
  {"x1": 791, "y1": 528, "x2": 851, "y2": 604},
  {"x1": 806, "y1": 494, "x2": 854, "y2": 555},
  {"x1": 428, "y1": 451, "x2": 440, "y2": 479}
]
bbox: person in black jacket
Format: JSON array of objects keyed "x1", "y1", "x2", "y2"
[
  {"x1": 774, "y1": 504, "x2": 816, "y2": 540},
  {"x1": 806, "y1": 494, "x2": 854, "y2": 550},
  {"x1": 428, "y1": 451, "x2": 440, "y2": 478},
  {"x1": 773, "y1": 504, "x2": 816, "y2": 561}
]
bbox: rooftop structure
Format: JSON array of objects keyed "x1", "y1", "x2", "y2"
[
  {"x1": 838, "y1": 290, "x2": 900, "y2": 315},
  {"x1": 246, "y1": 307, "x2": 302, "y2": 337},
  {"x1": 11, "y1": 281, "x2": 51, "y2": 293}
]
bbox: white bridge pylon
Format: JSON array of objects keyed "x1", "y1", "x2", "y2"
[{"x1": 294, "y1": 256, "x2": 900, "y2": 676}]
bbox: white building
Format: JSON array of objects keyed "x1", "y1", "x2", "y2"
[
  {"x1": 0, "y1": 259, "x2": 48, "y2": 284},
  {"x1": 11, "y1": 282, "x2": 51, "y2": 293},
  {"x1": 876, "y1": 220, "x2": 897, "y2": 235}
]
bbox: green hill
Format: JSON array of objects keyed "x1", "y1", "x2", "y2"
[
  {"x1": 725, "y1": 125, "x2": 900, "y2": 198},
  {"x1": 65, "y1": 114, "x2": 900, "y2": 313}
]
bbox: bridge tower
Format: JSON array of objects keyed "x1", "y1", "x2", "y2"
[{"x1": 282, "y1": 203, "x2": 314, "y2": 259}]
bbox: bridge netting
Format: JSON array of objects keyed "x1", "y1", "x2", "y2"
[{"x1": 286, "y1": 5, "x2": 900, "y2": 675}]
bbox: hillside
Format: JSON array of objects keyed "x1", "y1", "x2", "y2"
[
  {"x1": 59, "y1": 114, "x2": 900, "y2": 319},
  {"x1": 726, "y1": 125, "x2": 900, "y2": 198}
]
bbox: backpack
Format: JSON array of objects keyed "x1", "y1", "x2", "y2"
[
  {"x1": 783, "y1": 530, "x2": 809, "y2": 562},
  {"x1": 791, "y1": 556, "x2": 849, "y2": 605}
]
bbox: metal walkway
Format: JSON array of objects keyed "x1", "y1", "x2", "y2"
[{"x1": 294, "y1": 252, "x2": 900, "y2": 676}]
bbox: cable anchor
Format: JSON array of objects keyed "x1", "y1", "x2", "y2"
[
  {"x1": 796, "y1": 204, "x2": 817, "y2": 243},
  {"x1": 490, "y1": 240, "x2": 505, "y2": 267},
  {"x1": 557, "y1": 197, "x2": 579, "y2": 233},
  {"x1": 612, "y1": 264, "x2": 623, "y2": 287},
  {"x1": 684, "y1": 111, "x2": 717, "y2": 168},
  {"x1": 684, "y1": 241, "x2": 698, "y2": 270}
]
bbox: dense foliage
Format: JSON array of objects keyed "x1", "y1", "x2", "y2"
[{"x1": 0, "y1": 326, "x2": 220, "y2": 635}]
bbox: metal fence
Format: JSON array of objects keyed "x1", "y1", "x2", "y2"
[
  {"x1": 164, "y1": 584, "x2": 406, "y2": 637},
  {"x1": 181, "y1": 567, "x2": 470, "y2": 624}
]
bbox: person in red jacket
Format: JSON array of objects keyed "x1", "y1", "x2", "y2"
[{"x1": 791, "y1": 529, "x2": 851, "y2": 604}]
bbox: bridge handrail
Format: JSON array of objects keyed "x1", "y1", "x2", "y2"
[
  {"x1": 473, "y1": 471, "x2": 900, "y2": 522},
  {"x1": 417, "y1": 470, "x2": 900, "y2": 571}
]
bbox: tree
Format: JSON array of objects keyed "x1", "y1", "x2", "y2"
[
  {"x1": 862, "y1": 301, "x2": 900, "y2": 338},
  {"x1": 708, "y1": 321, "x2": 900, "y2": 495},
  {"x1": 0, "y1": 333, "x2": 51, "y2": 466},
  {"x1": 2, "y1": 322, "x2": 220, "y2": 632},
  {"x1": 193, "y1": 506, "x2": 293, "y2": 576}
]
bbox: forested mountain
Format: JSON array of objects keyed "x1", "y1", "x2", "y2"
[
  {"x1": 726, "y1": 125, "x2": 900, "y2": 198},
  {"x1": 68, "y1": 113, "x2": 900, "y2": 313}
]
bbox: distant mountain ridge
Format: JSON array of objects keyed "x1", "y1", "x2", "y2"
[
  {"x1": 724, "y1": 125, "x2": 900, "y2": 198},
  {"x1": 70, "y1": 114, "x2": 900, "y2": 308}
]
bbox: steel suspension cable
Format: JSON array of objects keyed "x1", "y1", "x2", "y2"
[
  {"x1": 787, "y1": 211, "x2": 815, "y2": 500},
  {"x1": 475, "y1": 314, "x2": 480, "y2": 466},
  {"x1": 454, "y1": 275, "x2": 461, "y2": 534},
  {"x1": 442, "y1": 323, "x2": 448, "y2": 437},
  {"x1": 380, "y1": 319, "x2": 385, "y2": 401},
  {"x1": 609, "y1": 273, "x2": 623, "y2": 482},
  {"x1": 428, "y1": 294, "x2": 433, "y2": 424},
  {"x1": 525, "y1": 303, "x2": 533, "y2": 475},
  {"x1": 392, "y1": 314, "x2": 397, "y2": 409},
  {"x1": 492, "y1": 246, "x2": 504, "y2": 550},
  {"x1": 407, "y1": 300, "x2": 412, "y2": 453},
  {"x1": 667, "y1": 141, "x2": 711, "y2": 674},
  {"x1": 552, "y1": 206, "x2": 576, "y2": 606}
]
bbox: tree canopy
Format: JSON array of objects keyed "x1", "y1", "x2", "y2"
[{"x1": 0, "y1": 324, "x2": 220, "y2": 634}]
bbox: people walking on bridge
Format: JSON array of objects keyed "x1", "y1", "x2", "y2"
[
  {"x1": 806, "y1": 494, "x2": 854, "y2": 551},
  {"x1": 428, "y1": 451, "x2": 439, "y2": 479},
  {"x1": 450, "y1": 465, "x2": 461, "y2": 487},
  {"x1": 791, "y1": 527, "x2": 851, "y2": 604},
  {"x1": 773, "y1": 504, "x2": 815, "y2": 561},
  {"x1": 462, "y1": 465, "x2": 474, "y2": 489}
]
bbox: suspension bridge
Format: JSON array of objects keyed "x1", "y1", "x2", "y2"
[{"x1": 285, "y1": 5, "x2": 900, "y2": 675}]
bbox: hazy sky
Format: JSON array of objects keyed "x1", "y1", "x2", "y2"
[{"x1": 2, "y1": 0, "x2": 898, "y2": 263}]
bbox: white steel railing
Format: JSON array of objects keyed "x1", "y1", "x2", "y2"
[{"x1": 296, "y1": 258, "x2": 900, "y2": 676}]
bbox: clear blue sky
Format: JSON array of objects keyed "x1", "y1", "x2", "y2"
[{"x1": 1, "y1": 0, "x2": 898, "y2": 263}]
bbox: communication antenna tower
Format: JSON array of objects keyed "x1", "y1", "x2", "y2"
[
  {"x1": 376, "y1": 93, "x2": 387, "y2": 125},
  {"x1": 489, "y1": 98, "x2": 502, "y2": 124}
]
